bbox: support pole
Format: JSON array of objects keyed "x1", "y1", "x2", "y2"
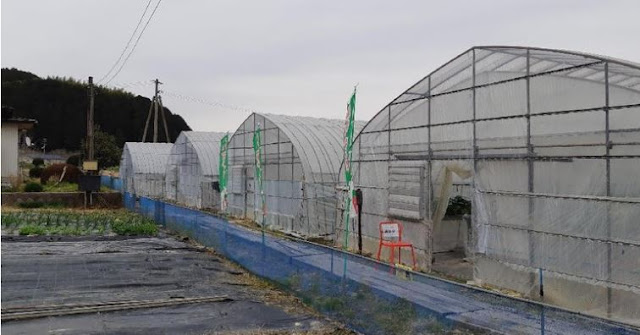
[
  {"x1": 526, "y1": 49, "x2": 538, "y2": 295},
  {"x1": 426, "y1": 76, "x2": 433, "y2": 266},
  {"x1": 153, "y1": 78, "x2": 162, "y2": 143},
  {"x1": 356, "y1": 188, "x2": 363, "y2": 254},
  {"x1": 427, "y1": 76, "x2": 433, "y2": 218},
  {"x1": 471, "y1": 49, "x2": 478, "y2": 271},
  {"x1": 157, "y1": 96, "x2": 170, "y2": 142},
  {"x1": 604, "y1": 62, "x2": 612, "y2": 317},
  {"x1": 141, "y1": 99, "x2": 154, "y2": 142}
]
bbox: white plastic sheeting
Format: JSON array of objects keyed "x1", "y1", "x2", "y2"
[
  {"x1": 227, "y1": 113, "x2": 364, "y2": 238},
  {"x1": 165, "y1": 131, "x2": 226, "y2": 209},
  {"x1": 342, "y1": 46, "x2": 640, "y2": 326},
  {"x1": 119, "y1": 142, "x2": 173, "y2": 198}
]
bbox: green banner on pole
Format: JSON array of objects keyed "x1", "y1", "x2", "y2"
[
  {"x1": 343, "y1": 87, "x2": 357, "y2": 250},
  {"x1": 218, "y1": 134, "x2": 229, "y2": 211},
  {"x1": 253, "y1": 125, "x2": 266, "y2": 226}
]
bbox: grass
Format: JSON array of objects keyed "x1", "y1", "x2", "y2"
[
  {"x1": 42, "y1": 182, "x2": 79, "y2": 192},
  {"x1": 41, "y1": 181, "x2": 114, "y2": 193},
  {"x1": 2, "y1": 178, "x2": 114, "y2": 193},
  {"x1": 1, "y1": 209, "x2": 157, "y2": 236}
]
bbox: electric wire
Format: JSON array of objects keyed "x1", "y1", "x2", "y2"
[
  {"x1": 109, "y1": 80, "x2": 154, "y2": 89},
  {"x1": 97, "y1": 0, "x2": 154, "y2": 84},
  {"x1": 104, "y1": 0, "x2": 163, "y2": 85},
  {"x1": 162, "y1": 90, "x2": 258, "y2": 114}
]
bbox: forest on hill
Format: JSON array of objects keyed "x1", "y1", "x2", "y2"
[{"x1": 1, "y1": 68, "x2": 191, "y2": 151}]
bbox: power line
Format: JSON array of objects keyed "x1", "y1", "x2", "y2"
[
  {"x1": 97, "y1": 0, "x2": 154, "y2": 84},
  {"x1": 104, "y1": 0, "x2": 163, "y2": 85},
  {"x1": 162, "y1": 90, "x2": 258, "y2": 114},
  {"x1": 109, "y1": 80, "x2": 155, "y2": 89}
]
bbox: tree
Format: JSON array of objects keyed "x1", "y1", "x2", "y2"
[
  {"x1": 1, "y1": 68, "x2": 191, "y2": 151},
  {"x1": 82, "y1": 126, "x2": 122, "y2": 169},
  {"x1": 93, "y1": 127, "x2": 122, "y2": 169}
]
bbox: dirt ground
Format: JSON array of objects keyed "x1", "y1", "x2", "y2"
[{"x1": 1, "y1": 232, "x2": 352, "y2": 335}]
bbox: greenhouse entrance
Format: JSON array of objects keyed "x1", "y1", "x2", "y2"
[
  {"x1": 384, "y1": 158, "x2": 473, "y2": 280},
  {"x1": 230, "y1": 166, "x2": 251, "y2": 218},
  {"x1": 430, "y1": 164, "x2": 473, "y2": 281}
]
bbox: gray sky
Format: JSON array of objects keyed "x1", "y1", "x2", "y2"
[{"x1": 2, "y1": 0, "x2": 639, "y2": 133}]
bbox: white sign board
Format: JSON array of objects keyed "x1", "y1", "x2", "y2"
[{"x1": 381, "y1": 223, "x2": 400, "y2": 239}]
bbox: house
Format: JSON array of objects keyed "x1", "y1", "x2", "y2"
[{"x1": 1, "y1": 106, "x2": 37, "y2": 188}]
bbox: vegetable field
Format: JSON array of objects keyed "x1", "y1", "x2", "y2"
[{"x1": 1, "y1": 209, "x2": 157, "y2": 236}]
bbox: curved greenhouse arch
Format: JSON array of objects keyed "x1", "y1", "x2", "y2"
[
  {"x1": 165, "y1": 131, "x2": 227, "y2": 209},
  {"x1": 356, "y1": 45, "x2": 640, "y2": 142},
  {"x1": 343, "y1": 46, "x2": 640, "y2": 325},
  {"x1": 227, "y1": 113, "x2": 363, "y2": 237},
  {"x1": 119, "y1": 142, "x2": 173, "y2": 198}
]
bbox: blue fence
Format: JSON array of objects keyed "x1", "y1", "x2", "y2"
[
  {"x1": 100, "y1": 176, "x2": 122, "y2": 191},
  {"x1": 125, "y1": 193, "x2": 638, "y2": 335}
]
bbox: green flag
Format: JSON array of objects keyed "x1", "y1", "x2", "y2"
[
  {"x1": 343, "y1": 87, "x2": 357, "y2": 250},
  {"x1": 218, "y1": 134, "x2": 229, "y2": 211},
  {"x1": 253, "y1": 125, "x2": 266, "y2": 225}
]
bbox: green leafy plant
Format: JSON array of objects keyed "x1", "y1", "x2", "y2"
[
  {"x1": 111, "y1": 217, "x2": 157, "y2": 235},
  {"x1": 445, "y1": 196, "x2": 471, "y2": 217},
  {"x1": 24, "y1": 182, "x2": 44, "y2": 192},
  {"x1": 2, "y1": 209, "x2": 157, "y2": 236},
  {"x1": 19, "y1": 225, "x2": 46, "y2": 235},
  {"x1": 66, "y1": 154, "x2": 82, "y2": 166},
  {"x1": 32, "y1": 158, "x2": 45, "y2": 167},
  {"x1": 29, "y1": 166, "x2": 44, "y2": 178}
]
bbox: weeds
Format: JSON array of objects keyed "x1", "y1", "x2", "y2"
[{"x1": 17, "y1": 201, "x2": 65, "y2": 209}]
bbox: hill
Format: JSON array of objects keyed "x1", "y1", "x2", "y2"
[{"x1": 1, "y1": 68, "x2": 190, "y2": 151}]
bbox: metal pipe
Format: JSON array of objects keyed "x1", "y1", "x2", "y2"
[
  {"x1": 359, "y1": 103, "x2": 640, "y2": 135},
  {"x1": 605, "y1": 62, "x2": 613, "y2": 317},
  {"x1": 389, "y1": 61, "x2": 602, "y2": 106}
]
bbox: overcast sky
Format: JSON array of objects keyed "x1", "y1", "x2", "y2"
[{"x1": 2, "y1": 0, "x2": 639, "y2": 133}]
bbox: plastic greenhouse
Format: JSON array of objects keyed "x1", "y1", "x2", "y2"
[
  {"x1": 340, "y1": 46, "x2": 640, "y2": 325},
  {"x1": 227, "y1": 113, "x2": 364, "y2": 237},
  {"x1": 119, "y1": 142, "x2": 173, "y2": 198},
  {"x1": 165, "y1": 131, "x2": 227, "y2": 209}
]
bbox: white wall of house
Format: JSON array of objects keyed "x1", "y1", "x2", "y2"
[{"x1": 1, "y1": 123, "x2": 20, "y2": 186}]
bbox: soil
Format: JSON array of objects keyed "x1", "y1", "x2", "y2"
[{"x1": 1, "y1": 234, "x2": 353, "y2": 335}]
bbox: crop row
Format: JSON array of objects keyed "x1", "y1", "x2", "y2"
[{"x1": 1, "y1": 210, "x2": 157, "y2": 236}]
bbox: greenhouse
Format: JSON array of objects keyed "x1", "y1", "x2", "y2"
[
  {"x1": 340, "y1": 46, "x2": 640, "y2": 325},
  {"x1": 165, "y1": 131, "x2": 227, "y2": 209},
  {"x1": 119, "y1": 142, "x2": 173, "y2": 198},
  {"x1": 227, "y1": 113, "x2": 363, "y2": 237}
]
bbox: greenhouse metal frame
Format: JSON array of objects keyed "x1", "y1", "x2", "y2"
[
  {"x1": 227, "y1": 113, "x2": 364, "y2": 238},
  {"x1": 165, "y1": 131, "x2": 227, "y2": 209},
  {"x1": 340, "y1": 46, "x2": 640, "y2": 325},
  {"x1": 119, "y1": 142, "x2": 173, "y2": 198}
]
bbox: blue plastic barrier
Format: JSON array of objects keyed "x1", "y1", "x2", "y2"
[
  {"x1": 124, "y1": 193, "x2": 639, "y2": 335},
  {"x1": 100, "y1": 176, "x2": 122, "y2": 191}
]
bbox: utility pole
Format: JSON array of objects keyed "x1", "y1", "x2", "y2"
[
  {"x1": 87, "y1": 76, "x2": 95, "y2": 161},
  {"x1": 153, "y1": 79, "x2": 161, "y2": 142},
  {"x1": 81, "y1": 76, "x2": 99, "y2": 208},
  {"x1": 142, "y1": 79, "x2": 170, "y2": 143}
]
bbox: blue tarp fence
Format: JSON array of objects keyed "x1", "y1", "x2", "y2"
[
  {"x1": 100, "y1": 176, "x2": 122, "y2": 191},
  {"x1": 125, "y1": 193, "x2": 638, "y2": 335}
]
